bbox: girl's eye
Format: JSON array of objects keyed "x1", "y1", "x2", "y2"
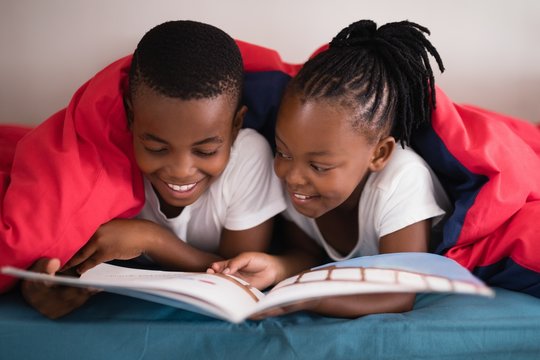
[
  {"x1": 195, "y1": 150, "x2": 217, "y2": 157},
  {"x1": 276, "y1": 150, "x2": 292, "y2": 160}
]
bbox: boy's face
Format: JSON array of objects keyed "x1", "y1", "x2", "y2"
[
  {"x1": 274, "y1": 93, "x2": 388, "y2": 219},
  {"x1": 128, "y1": 85, "x2": 244, "y2": 216}
]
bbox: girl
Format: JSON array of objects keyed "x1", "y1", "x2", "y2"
[
  {"x1": 209, "y1": 20, "x2": 451, "y2": 318},
  {"x1": 19, "y1": 21, "x2": 286, "y2": 318}
]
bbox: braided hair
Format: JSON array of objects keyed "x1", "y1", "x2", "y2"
[
  {"x1": 129, "y1": 20, "x2": 243, "y2": 104},
  {"x1": 289, "y1": 20, "x2": 444, "y2": 146}
]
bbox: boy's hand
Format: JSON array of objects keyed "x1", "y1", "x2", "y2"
[
  {"x1": 20, "y1": 258, "x2": 95, "y2": 319},
  {"x1": 207, "y1": 252, "x2": 280, "y2": 290},
  {"x1": 62, "y1": 219, "x2": 153, "y2": 274}
]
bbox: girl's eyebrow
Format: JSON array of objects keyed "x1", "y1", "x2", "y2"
[
  {"x1": 193, "y1": 136, "x2": 223, "y2": 146},
  {"x1": 276, "y1": 133, "x2": 332, "y2": 157},
  {"x1": 275, "y1": 134, "x2": 287, "y2": 147},
  {"x1": 307, "y1": 150, "x2": 332, "y2": 157}
]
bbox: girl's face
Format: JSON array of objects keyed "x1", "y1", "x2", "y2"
[
  {"x1": 274, "y1": 93, "x2": 393, "y2": 219},
  {"x1": 129, "y1": 85, "x2": 244, "y2": 217}
]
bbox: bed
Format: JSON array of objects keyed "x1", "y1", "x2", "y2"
[{"x1": 1, "y1": 286, "x2": 540, "y2": 359}]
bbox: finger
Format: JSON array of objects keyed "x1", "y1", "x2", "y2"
[
  {"x1": 62, "y1": 244, "x2": 96, "y2": 271},
  {"x1": 44, "y1": 258, "x2": 62, "y2": 275},
  {"x1": 224, "y1": 256, "x2": 253, "y2": 274},
  {"x1": 29, "y1": 258, "x2": 57, "y2": 273},
  {"x1": 208, "y1": 261, "x2": 230, "y2": 274},
  {"x1": 24, "y1": 258, "x2": 61, "y2": 288},
  {"x1": 76, "y1": 253, "x2": 105, "y2": 274}
]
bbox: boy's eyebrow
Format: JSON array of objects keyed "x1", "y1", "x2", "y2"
[
  {"x1": 139, "y1": 134, "x2": 223, "y2": 146},
  {"x1": 140, "y1": 133, "x2": 168, "y2": 144}
]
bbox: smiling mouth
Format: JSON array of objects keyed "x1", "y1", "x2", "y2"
[
  {"x1": 292, "y1": 192, "x2": 317, "y2": 200},
  {"x1": 167, "y1": 182, "x2": 197, "y2": 193}
]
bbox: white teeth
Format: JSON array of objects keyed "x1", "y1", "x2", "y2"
[
  {"x1": 294, "y1": 193, "x2": 310, "y2": 200},
  {"x1": 167, "y1": 182, "x2": 196, "y2": 192}
]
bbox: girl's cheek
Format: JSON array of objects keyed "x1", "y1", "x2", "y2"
[{"x1": 273, "y1": 158, "x2": 286, "y2": 180}]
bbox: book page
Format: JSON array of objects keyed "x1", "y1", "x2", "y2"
[
  {"x1": 1, "y1": 263, "x2": 265, "y2": 323},
  {"x1": 254, "y1": 253, "x2": 494, "y2": 313}
]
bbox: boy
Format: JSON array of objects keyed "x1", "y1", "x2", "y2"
[{"x1": 5, "y1": 20, "x2": 285, "y2": 318}]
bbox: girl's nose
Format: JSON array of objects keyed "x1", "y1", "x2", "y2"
[{"x1": 284, "y1": 164, "x2": 308, "y2": 187}]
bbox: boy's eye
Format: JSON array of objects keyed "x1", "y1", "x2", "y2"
[
  {"x1": 310, "y1": 164, "x2": 331, "y2": 173},
  {"x1": 145, "y1": 147, "x2": 167, "y2": 154},
  {"x1": 276, "y1": 150, "x2": 292, "y2": 160}
]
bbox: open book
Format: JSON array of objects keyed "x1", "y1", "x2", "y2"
[{"x1": 1, "y1": 252, "x2": 494, "y2": 323}]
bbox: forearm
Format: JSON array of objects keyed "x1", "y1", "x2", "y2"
[
  {"x1": 142, "y1": 222, "x2": 223, "y2": 272},
  {"x1": 310, "y1": 292, "x2": 416, "y2": 318},
  {"x1": 272, "y1": 250, "x2": 323, "y2": 284}
]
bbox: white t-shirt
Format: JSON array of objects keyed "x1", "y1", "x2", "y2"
[
  {"x1": 283, "y1": 146, "x2": 451, "y2": 261},
  {"x1": 137, "y1": 128, "x2": 286, "y2": 253}
]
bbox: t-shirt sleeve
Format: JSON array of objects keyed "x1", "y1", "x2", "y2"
[
  {"x1": 377, "y1": 163, "x2": 447, "y2": 238},
  {"x1": 223, "y1": 131, "x2": 287, "y2": 230}
]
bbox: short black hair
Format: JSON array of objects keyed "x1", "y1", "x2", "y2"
[
  {"x1": 129, "y1": 20, "x2": 243, "y2": 103},
  {"x1": 289, "y1": 20, "x2": 444, "y2": 146}
]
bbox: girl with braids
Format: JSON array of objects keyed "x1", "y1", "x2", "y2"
[{"x1": 208, "y1": 20, "x2": 451, "y2": 318}]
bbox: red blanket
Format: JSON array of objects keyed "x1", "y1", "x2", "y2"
[
  {"x1": 412, "y1": 91, "x2": 540, "y2": 293},
  {"x1": 1, "y1": 41, "x2": 540, "y2": 296}
]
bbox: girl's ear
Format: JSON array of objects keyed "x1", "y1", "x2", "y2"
[
  {"x1": 369, "y1": 136, "x2": 396, "y2": 172},
  {"x1": 124, "y1": 95, "x2": 134, "y2": 130},
  {"x1": 231, "y1": 105, "x2": 247, "y2": 142}
]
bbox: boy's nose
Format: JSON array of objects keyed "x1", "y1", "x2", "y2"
[{"x1": 167, "y1": 155, "x2": 196, "y2": 179}]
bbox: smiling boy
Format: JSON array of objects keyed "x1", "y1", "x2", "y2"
[{"x1": 18, "y1": 20, "x2": 286, "y2": 318}]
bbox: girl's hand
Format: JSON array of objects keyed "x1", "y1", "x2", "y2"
[
  {"x1": 250, "y1": 299, "x2": 321, "y2": 320},
  {"x1": 62, "y1": 219, "x2": 156, "y2": 274},
  {"x1": 20, "y1": 258, "x2": 95, "y2": 319},
  {"x1": 207, "y1": 252, "x2": 280, "y2": 290}
]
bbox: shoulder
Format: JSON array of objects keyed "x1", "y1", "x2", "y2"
[
  {"x1": 369, "y1": 146, "x2": 434, "y2": 191},
  {"x1": 224, "y1": 128, "x2": 274, "y2": 174},
  {"x1": 218, "y1": 128, "x2": 275, "y2": 187},
  {"x1": 231, "y1": 128, "x2": 272, "y2": 155}
]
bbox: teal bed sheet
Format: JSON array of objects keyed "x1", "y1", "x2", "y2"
[{"x1": 1, "y1": 287, "x2": 540, "y2": 360}]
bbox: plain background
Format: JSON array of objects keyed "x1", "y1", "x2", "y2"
[{"x1": 1, "y1": 0, "x2": 539, "y2": 125}]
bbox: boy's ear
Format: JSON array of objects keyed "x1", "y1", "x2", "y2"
[
  {"x1": 368, "y1": 136, "x2": 396, "y2": 172},
  {"x1": 231, "y1": 105, "x2": 247, "y2": 141}
]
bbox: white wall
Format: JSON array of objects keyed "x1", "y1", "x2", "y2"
[{"x1": 1, "y1": 0, "x2": 539, "y2": 125}]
